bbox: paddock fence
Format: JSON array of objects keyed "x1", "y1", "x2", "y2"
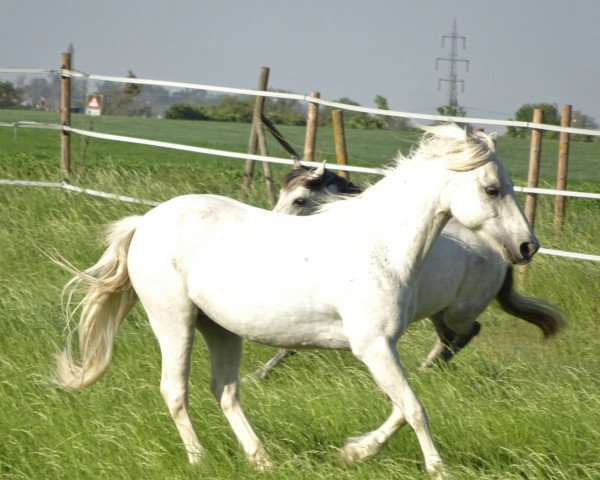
[{"x1": 1, "y1": 55, "x2": 599, "y2": 263}]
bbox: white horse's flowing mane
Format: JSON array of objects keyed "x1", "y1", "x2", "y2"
[
  {"x1": 315, "y1": 124, "x2": 497, "y2": 214},
  {"x1": 393, "y1": 123, "x2": 496, "y2": 173}
]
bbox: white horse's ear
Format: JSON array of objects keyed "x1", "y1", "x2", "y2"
[
  {"x1": 314, "y1": 160, "x2": 326, "y2": 177},
  {"x1": 306, "y1": 160, "x2": 326, "y2": 182},
  {"x1": 488, "y1": 132, "x2": 498, "y2": 143}
]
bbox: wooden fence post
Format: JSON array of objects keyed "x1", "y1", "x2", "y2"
[
  {"x1": 519, "y1": 108, "x2": 543, "y2": 283},
  {"x1": 524, "y1": 108, "x2": 543, "y2": 228},
  {"x1": 303, "y1": 92, "x2": 320, "y2": 161},
  {"x1": 256, "y1": 124, "x2": 276, "y2": 207},
  {"x1": 242, "y1": 67, "x2": 270, "y2": 192},
  {"x1": 60, "y1": 51, "x2": 72, "y2": 179},
  {"x1": 554, "y1": 104, "x2": 572, "y2": 232},
  {"x1": 332, "y1": 110, "x2": 348, "y2": 179}
]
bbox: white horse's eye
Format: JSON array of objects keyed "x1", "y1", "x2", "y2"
[
  {"x1": 293, "y1": 197, "x2": 307, "y2": 206},
  {"x1": 485, "y1": 186, "x2": 500, "y2": 197}
]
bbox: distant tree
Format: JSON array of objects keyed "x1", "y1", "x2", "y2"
[
  {"x1": 97, "y1": 71, "x2": 148, "y2": 116},
  {"x1": 321, "y1": 97, "x2": 384, "y2": 130},
  {"x1": 164, "y1": 97, "x2": 254, "y2": 123},
  {"x1": 170, "y1": 88, "x2": 210, "y2": 106},
  {"x1": 95, "y1": 81, "x2": 123, "y2": 115},
  {"x1": 506, "y1": 103, "x2": 560, "y2": 139},
  {"x1": 437, "y1": 105, "x2": 467, "y2": 117},
  {"x1": 374, "y1": 94, "x2": 392, "y2": 130},
  {"x1": 23, "y1": 78, "x2": 53, "y2": 103},
  {"x1": 334, "y1": 97, "x2": 360, "y2": 109},
  {"x1": 119, "y1": 71, "x2": 146, "y2": 116},
  {"x1": 374, "y1": 94, "x2": 389, "y2": 111},
  {"x1": 571, "y1": 110, "x2": 599, "y2": 142},
  {"x1": 265, "y1": 89, "x2": 306, "y2": 126},
  {"x1": 349, "y1": 115, "x2": 385, "y2": 130},
  {"x1": 71, "y1": 78, "x2": 88, "y2": 109},
  {"x1": 0, "y1": 81, "x2": 22, "y2": 108},
  {"x1": 374, "y1": 94, "x2": 410, "y2": 130},
  {"x1": 122, "y1": 70, "x2": 142, "y2": 97},
  {"x1": 165, "y1": 103, "x2": 208, "y2": 120},
  {"x1": 318, "y1": 96, "x2": 360, "y2": 124},
  {"x1": 213, "y1": 96, "x2": 254, "y2": 122}
]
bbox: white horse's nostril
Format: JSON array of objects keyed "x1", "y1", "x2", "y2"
[{"x1": 519, "y1": 241, "x2": 538, "y2": 261}]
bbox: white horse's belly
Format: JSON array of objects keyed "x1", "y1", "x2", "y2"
[{"x1": 187, "y1": 253, "x2": 351, "y2": 349}]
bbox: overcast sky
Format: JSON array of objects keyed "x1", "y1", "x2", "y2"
[{"x1": 2, "y1": 0, "x2": 599, "y2": 130}]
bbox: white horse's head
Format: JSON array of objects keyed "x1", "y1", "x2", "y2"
[{"x1": 418, "y1": 124, "x2": 538, "y2": 265}]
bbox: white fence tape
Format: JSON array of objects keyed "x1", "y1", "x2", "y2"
[
  {"x1": 0, "y1": 67, "x2": 55, "y2": 75},
  {"x1": 512, "y1": 186, "x2": 600, "y2": 200},
  {"x1": 17, "y1": 122, "x2": 600, "y2": 199},
  {"x1": 1, "y1": 67, "x2": 599, "y2": 261},
  {"x1": 0, "y1": 121, "x2": 62, "y2": 130},
  {"x1": 60, "y1": 69, "x2": 600, "y2": 137},
  {"x1": 66, "y1": 126, "x2": 600, "y2": 200},
  {"x1": 66, "y1": 126, "x2": 386, "y2": 175},
  {"x1": 3, "y1": 177, "x2": 598, "y2": 262},
  {"x1": 3, "y1": 65, "x2": 600, "y2": 136},
  {"x1": 538, "y1": 248, "x2": 600, "y2": 262},
  {"x1": 2, "y1": 120, "x2": 599, "y2": 199},
  {"x1": 0, "y1": 179, "x2": 159, "y2": 206}
]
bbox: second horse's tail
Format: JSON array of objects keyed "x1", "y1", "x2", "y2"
[
  {"x1": 496, "y1": 267, "x2": 566, "y2": 337},
  {"x1": 54, "y1": 216, "x2": 141, "y2": 389}
]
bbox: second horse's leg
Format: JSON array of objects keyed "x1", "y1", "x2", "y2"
[
  {"x1": 420, "y1": 312, "x2": 481, "y2": 369},
  {"x1": 249, "y1": 348, "x2": 297, "y2": 380}
]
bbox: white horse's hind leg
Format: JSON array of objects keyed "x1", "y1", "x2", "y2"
[
  {"x1": 346, "y1": 335, "x2": 447, "y2": 479},
  {"x1": 147, "y1": 309, "x2": 204, "y2": 464},
  {"x1": 197, "y1": 318, "x2": 272, "y2": 471}
]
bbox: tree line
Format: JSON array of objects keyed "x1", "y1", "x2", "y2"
[
  {"x1": 506, "y1": 103, "x2": 598, "y2": 141},
  {"x1": 0, "y1": 74, "x2": 597, "y2": 138}
]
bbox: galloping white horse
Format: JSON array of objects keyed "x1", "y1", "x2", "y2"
[
  {"x1": 249, "y1": 161, "x2": 564, "y2": 379},
  {"x1": 55, "y1": 125, "x2": 538, "y2": 478}
]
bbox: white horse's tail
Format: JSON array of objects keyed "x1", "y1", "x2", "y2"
[
  {"x1": 54, "y1": 216, "x2": 141, "y2": 389},
  {"x1": 496, "y1": 267, "x2": 566, "y2": 338}
]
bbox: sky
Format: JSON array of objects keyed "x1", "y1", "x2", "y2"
[{"x1": 2, "y1": 0, "x2": 600, "y2": 131}]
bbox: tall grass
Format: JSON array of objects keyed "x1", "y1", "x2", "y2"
[{"x1": 1, "y1": 111, "x2": 599, "y2": 479}]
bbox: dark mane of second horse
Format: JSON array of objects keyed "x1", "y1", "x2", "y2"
[{"x1": 281, "y1": 165, "x2": 362, "y2": 194}]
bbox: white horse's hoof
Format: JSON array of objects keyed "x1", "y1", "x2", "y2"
[
  {"x1": 338, "y1": 435, "x2": 383, "y2": 464},
  {"x1": 248, "y1": 447, "x2": 273, "y2": 472},
  {"x1": 186, "y1": 447, "x2": 206, "y2": 465},
  {"x1": 426, "y1": 458, "x2": 449, "y2": 480}
]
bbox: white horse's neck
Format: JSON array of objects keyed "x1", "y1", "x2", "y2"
[{"x1": 354, "y1": 159, "x2": 453, "y2": 281}]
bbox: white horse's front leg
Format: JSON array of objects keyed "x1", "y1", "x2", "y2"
[
  {"x1": 339, "y1": 403, "x2": 405, "y2": 463},
  {"x1": 348, "y1": 335, "x2": 447, "y2": 479}
]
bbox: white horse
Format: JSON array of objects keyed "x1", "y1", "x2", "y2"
[
  {"x1": 54, "y1": 125, "x2": 538, "y2": 479},
  {"x1": 250, "y1": 161, "x2": 564, "y2": 379}
]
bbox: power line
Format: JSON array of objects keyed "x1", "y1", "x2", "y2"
[{"x1": 436, "y1": 19, "x2": 469, "y2": 107}]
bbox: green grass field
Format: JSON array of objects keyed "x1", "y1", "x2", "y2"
[{"x1": 1, "y1": 110, "x2": 599, "y2": 479}]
